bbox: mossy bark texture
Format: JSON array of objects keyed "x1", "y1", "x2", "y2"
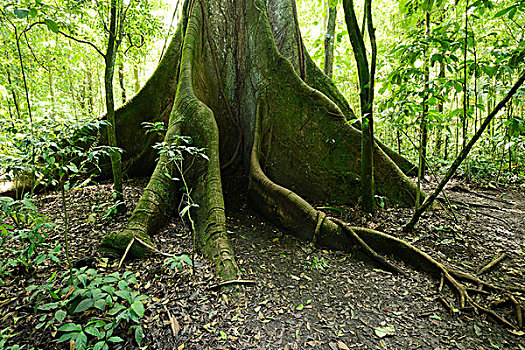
[{"x1": 99, "y1": 0, "x2": 424, "y2": 281}]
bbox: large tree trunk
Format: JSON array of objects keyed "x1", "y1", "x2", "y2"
[{"x1": 98, "y1": 0, "x2": 423, "y2": 280}]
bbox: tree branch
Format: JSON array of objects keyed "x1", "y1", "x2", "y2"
[
  {"x1": 57, "y1": 29, "x2": 105, "y2": 58},
  {"x1": 404, "y1": 69, "x2": 525, "y2": 231}
]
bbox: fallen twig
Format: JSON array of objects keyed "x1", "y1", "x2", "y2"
[
  {"x1": 449, "y1": 268, "x2": 525, "y2": 293},
  {"x1": 118, "y1": 237, "x2": 135, "y2": 269},
  {"x1": 163, "y1": 305, "x2": 180, "y2": 338},
  {"x1": 134, "y1": 236, "x2": 175, "y2": 258},
  {"x1": 469, "y1": 298, "x2": 517, "y2": 330},
  {"x1": 507, "y1": 294, "x2": 523, "y2": 329},
  {"x1": 438, "y1": 294, "x2": 455, "y2": 315},
  {"x1": 209, "y1": 279, "x2": 256, "y2": 290}
]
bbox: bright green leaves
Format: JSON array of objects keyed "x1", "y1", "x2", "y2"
[
  {"x1": 29, "y1": 268, "x2": 147, "y2": 349},
  {"x1": 493, "y1": 2, "x2": 524, "y2": 20},
  {"x1": 11, "y1": 4, "x2": 60, "y2": 34},
  {"x1": 44, "y1": 18, "x2": 59, "y2": 33},
  {"x1": 14, "y1": 8, "x2": 30, "y2": 19},
  {"x1": 130, "y1": 300, "x2": 145, "y2": 318},
  {"x1": 399, "y1": 0, "x2": 441, "y2": 15}
]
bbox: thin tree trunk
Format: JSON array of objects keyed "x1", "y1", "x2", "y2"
[
  {"x1": 343, "y1": 0, "x2": 376, "y2": 212},
  {"x1": 133, "y1": 64, "x2": 140, "y2": 93},
  {"x1": 47, "y1": 57, "x2": 55, "y2": 104},
  {"x1": 67, "y1": 75, "x2": 79, "y2": 121},
  {"x1": 13, "y1": 26, "x2": 36, "y2": 195},
  {"x1": 4, "y1": 60, "x2": 22, "y2": 120},
  {"x1": 435, "y1": 61, "x2": 445, "y2": 157},
  {"x1": 397, "y1": 129, "x2": 401, "y2": 155},
  {"x1": 86, "y1": 60, "x2": 94, "y2": 115},
  {"x1": 324, "y1": 0, "x2": 337, "y2": 78},
  {"x1": 417, "y1": 11, "x2": 430, "y2": 209},
  {"x1": 118, "y1": 59, "x2": 126, "y2": 104},
  {"x1": 105, "y1": 0, "x2": 125, "y2": 211},
  {"x1": 462, "y1": 0, "x2": 469, "y2": 150}
]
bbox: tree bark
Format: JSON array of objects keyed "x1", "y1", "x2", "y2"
[
  {"x1": 95, "y1": 0, "x2": 424, "y2": 281},
  {"x1": 104, "y1": 0, "x2": 125, "y2": 211},
  {"x1": 342, "y1": 0, "x2": 376, "y2": 212},
  {"x1": 118, "y1": 59, "x2": 126, "y2": 104},
  {"x1": 324, "y1": 0, "x2": 337, "y2": 78}
]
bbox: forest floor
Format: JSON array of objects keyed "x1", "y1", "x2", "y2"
[{"x1": 0, "y1": 175, "x2": 524, "y2": 349}]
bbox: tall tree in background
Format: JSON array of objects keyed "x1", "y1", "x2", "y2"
[
  {"x1": 342, "y1": 0, "x2": 377, "y2": 212},
  {"x1": 58, "y1": 0, "x2": 132, "y2": 211},
  {"x1": 416, "y1": 10, "x2": 430, "y2": 209},
  {"x1": 104, "y1": 0, "x2": 127, "y2": 212},
  {"x1": 324, "y1": 0, "x2": 337, "y2": 78}
]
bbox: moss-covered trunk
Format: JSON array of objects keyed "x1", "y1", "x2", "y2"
[{"x1": 99, "y1": 0, "x2": 424, "y2": 281}]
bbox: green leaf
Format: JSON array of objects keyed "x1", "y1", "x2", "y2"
[
  {"x1": 93, "y1": 341, "x2": 107, "y2": 350},
  {"x1": 473, "y1": 324, "x2": 482, "y2": 336},
  {"x1": 58, "y1": 323, "x2": 82, "y2": 332},
  {"x1": 84, "y1": 326, "x2": 100, "y2": 337},
  {"x1": 67, "y1": 163, "x2": 79, "y2": 173},
  {"x1": 57, "y1": 332, "x2": 77, "y2": 343},
  {"x1": 54, "y1": 309, "x2": 67, "y2": 322},
  {"x1": 44, "y1": 18, "x2": 59, "y2": 33},
  {"x1": 14, "y1": 9, "x2": 30, "y2": 18},
  {"x1": 115, "y1": 290, "x2": 131, "y2": 304},
  {"x1": 179, "y1": 205, "x2": 191, "y2": 218},
  {"x1": 108, "y1": 303, "x2": 126, "y2": 315},
  {"x1": 295, "y1": 304, "x2": 304, "y2": 311},
  {"x1": 108, "y1": 336, "x2": 124, "y2": 343},
  {"x1": 94, "y1": 298, "x2": 107, "y2": 310},
  {"x1": 493, "y1": 6, "x2": 512, "y2": 18},
  {"x1": 74, "y1": 299, "x2": 94, "y2": 313},
  {"x1": 130, "y1": 300, "x2": 145, "y2": 318},
  {"x1": 21, "y1": 199, "x2": 37, "y2": 211},
  {"x1": 76, "y1": 331, "x2": 88, "y2": 349},
  {"x1": 219, "y1": 330, "x2": 228, "y2": 340},
  {"x1": 422, "y1": 0, "x2": 434, "y2": 11},
  {"x1": 134, "y1": 326, "x2": 144, "y2": 346}
]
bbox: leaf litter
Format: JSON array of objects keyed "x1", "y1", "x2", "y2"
[{"x1": 0, "y1": 177, "x2": 523, "y2": 349}]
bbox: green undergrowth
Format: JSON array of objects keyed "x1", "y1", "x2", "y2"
[{"x1": 27, "y1": 268, "x2": 147, "y2": 350}]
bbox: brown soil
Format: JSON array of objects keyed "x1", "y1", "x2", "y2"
[{"x1": 0, "y1": 176, "x2": 523, "y2": 349}]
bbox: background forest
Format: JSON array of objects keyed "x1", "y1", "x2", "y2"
[
  {"x1": 1, "y1": 0, "x2": 524, "y2": 187},
  {"x1": 0, "y1": 0, "x2": 524, "y2": 349}
]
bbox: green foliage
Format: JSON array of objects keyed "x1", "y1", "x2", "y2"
[
  {"x1": 304, "y1": 256, "x2": 330, "y2": 270},
  {"x1": 27, "y1": 268, "x2": 147, "y2": 350},
  {"x1": 0, "y1": 327, "x2": 35, "y2": 350},
  {"x1": 164, "y1": 254, "x2": 193, "y2": 272},
  {"x1": 143, "y1": 121, "x2": 209, "y2": 213},
  {"x1": 297, "y1": 0, "x2": 525, "y2": 183},
  {"x1": 0, "y1": 196, "x2": 59, "y2": 284}
]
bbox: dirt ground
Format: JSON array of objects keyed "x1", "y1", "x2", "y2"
[{"x1": 0, "y1": 176, "x2": 524, "y2": 349}]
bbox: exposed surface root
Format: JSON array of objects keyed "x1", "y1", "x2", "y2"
[
  {"x1": 330, "y1": 217, "x2": 406, "y2": 275},
  {"x1": 247, "y1": 96, "x2": 524, "y2": 330}
]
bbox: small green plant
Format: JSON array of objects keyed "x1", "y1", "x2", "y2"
[
  {"x1": 164, "y1": 254, "x2": 193, "y2": 272},
  {"x1": 0, "y1": 196, "x2": 59, "y2": 283},
  {"x1": 304, "y1": 256, "x2": 330, "y2": 270},
  {"x1": 0, "y1": 327, "x2": 35, "y2": 350},
  {"x1": 143, "y1": 122, "x2": 209, "y2": 274},
  {"x1": 28, "y1": 268, "x2": 147, "y2": 350}
]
